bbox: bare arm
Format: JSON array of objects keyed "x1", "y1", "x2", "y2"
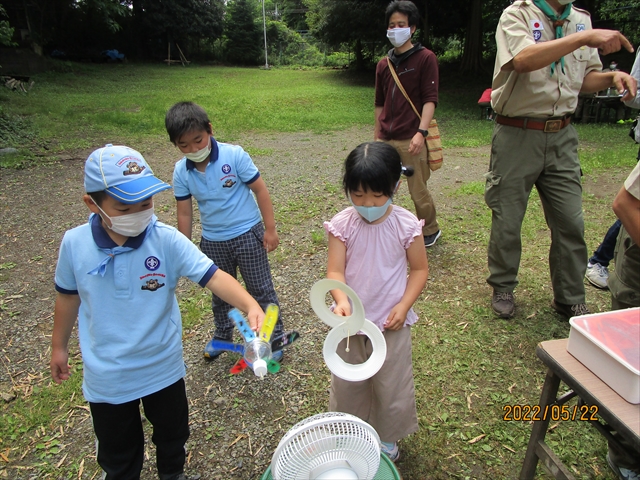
[
  {"x1": 384, "y1": 237, "x2": 429, "y2": 331},
  {"x1": 408, "y1": 102, "x2": 436, "y2": 156},
  {"x1": 205, "y1": 269, "x2": 265, "y2": 331},
  {"x1": 504, "y1": 29, "x2": 634, "y2": 74},
  {"x1": 50, "y1": 293, "x2": 81, "y2": 384},
  {"x1": 581, "y1": 70, "x2": 637, "y2": 101},
  {"x1": 613, "y1": 186, "x2": 640, "y2": 246},
  {"x1": 176, "y1": 198, "x2": 193, "y2": 240},
  {"x1": 249, "y1": 177, "x2": 279, "y2": 252},
  {"x1": 326, "y1": 233, "x2": 351, "y2": 316}
]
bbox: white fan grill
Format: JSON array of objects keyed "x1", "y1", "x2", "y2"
[{"x1": 271, "y1": 412, "x2": 381, "y2": 480}]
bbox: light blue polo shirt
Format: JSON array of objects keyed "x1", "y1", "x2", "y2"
[
  {"x1": 54, "y1": 214, "x2": 217, "y2": 404},
  {"x1": 173, "y1": 137, "x2": 262, "y2": 242}
]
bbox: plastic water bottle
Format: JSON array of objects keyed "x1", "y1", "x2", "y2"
[{"x1": 243, "y1": 339, "x2": 272, "y2": 378}]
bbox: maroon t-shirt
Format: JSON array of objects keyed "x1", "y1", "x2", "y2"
[{"x1": 375, "y1": 45, "x2": 439, "y2": 141}]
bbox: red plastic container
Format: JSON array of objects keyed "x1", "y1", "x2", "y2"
[{"x1": 567, "y1": 307, "x2": 640, "y2": 404}]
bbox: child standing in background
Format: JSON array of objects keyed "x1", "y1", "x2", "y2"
[
  {"x1": 324, "y1": 141, "x2": 429, "y2": 462},
  {"x1": 165, "y1": 102, "x2": 285, "y2": 361}
]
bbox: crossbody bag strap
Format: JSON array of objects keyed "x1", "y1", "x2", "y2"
[{"x1": 387, "y1": 58, "x2": 422, "y2": 120}]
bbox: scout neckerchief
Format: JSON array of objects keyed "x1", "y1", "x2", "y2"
[
  {"x1": 532, "y1": 0, "x2": 572, "y2": 76},
  {"x1": 88, "y1": 245, "x2": 134, "y2": 277},
  {"x1": 87, "y1": 214, "x2": 150, "y2": 277}
]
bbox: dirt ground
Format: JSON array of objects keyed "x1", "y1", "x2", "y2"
[{"x1": 0, "y1": 126, "x2": 629, "y2": 479}]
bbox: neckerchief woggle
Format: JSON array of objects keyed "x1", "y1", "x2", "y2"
[
  {"x1": 532, "y1": 0, "x2": 572, "y2": 76},
  {"x1": 87, "y1": 245, "x2": 135, "y2": 276},
  {"x1": 87, "y1": 216, "x2": 155, "y2": 277}
]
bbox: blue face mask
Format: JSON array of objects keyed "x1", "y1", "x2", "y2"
[{"x1": 349, "y1": 197, "x2": 392, "y2": 223}]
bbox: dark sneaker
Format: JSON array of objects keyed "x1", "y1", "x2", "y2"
[
  {"x1": 492, "y1": 290, "x2": 515, "y2": 318},
  {"x1": 424, "y1": 230, "x2": 442, "y2": 247},
  {"x1": 607, "y1": 452, "x2": 640, "y2": 480},
  {"x1": 203, "y1": 337, "x2": 232, "y2": 360},
  {"x1": 551, "y1": 300, "x2": 590, "y2": 318}
]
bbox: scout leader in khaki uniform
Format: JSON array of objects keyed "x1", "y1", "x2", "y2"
[{"x1": 485, "y1": 0, "x2": 637, "y2": 320}]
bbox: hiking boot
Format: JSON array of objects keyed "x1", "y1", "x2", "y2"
[
  {"x1": 551, "y1": 300, "x2": 590, "y2": 318},
  {"x1": 585, "y1": 262, "x2": 609, "y2": 289},
  {"x1": 424, "y1": 230, "x2": 442, "y2": 247},
  {"x1": 607, "y1": 452, "x2": 640, "y2": 480},
  {"x1": 381, "y1": 441, "x2": 400, "y2": 462},
  {"x1": 492, "y1": 290, "x2": 515, "y2": 318}
]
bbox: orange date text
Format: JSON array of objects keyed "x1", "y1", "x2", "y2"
[{"x1": 502, "y1": 404, "x2": 599, "y2": 422}]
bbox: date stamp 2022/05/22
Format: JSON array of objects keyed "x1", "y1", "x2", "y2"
[{"x1": 502, "y1": 404, "x2": 599, "y2": 422}]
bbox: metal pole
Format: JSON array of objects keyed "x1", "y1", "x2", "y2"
[{"x1": 262, "y1": 0, "x2": 269, "y2": 68}]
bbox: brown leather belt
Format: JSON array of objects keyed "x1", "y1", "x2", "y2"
[{"x1": 496, "y1": 115, "x2": 571, "y2": 133}]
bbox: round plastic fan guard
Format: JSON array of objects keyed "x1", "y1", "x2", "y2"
[{"x1": 271, "y1": 412, "x2": 381, "y2": 480}]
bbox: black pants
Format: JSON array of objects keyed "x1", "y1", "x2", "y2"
[{"x1": 89, "y1": 379, "x2": 189, "y2": 480}]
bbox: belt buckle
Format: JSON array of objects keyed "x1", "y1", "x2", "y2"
[{"x1": 544, "y1": 119, "x2": 562, "y2": 133}]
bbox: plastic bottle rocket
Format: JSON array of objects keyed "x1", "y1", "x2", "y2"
[{"x1": 228, "y1": 304, "x2": 280, "y2": 378}]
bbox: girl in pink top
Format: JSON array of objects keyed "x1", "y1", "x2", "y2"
[{"x1": 324, "y1": 141, "x2": 429, "y2": 462}]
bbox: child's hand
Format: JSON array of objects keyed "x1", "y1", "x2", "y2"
[
  {"x1": 50, "y1": 348, "x2": 71, "y2": 384},
  {"x1": 384, "y1": 304, "x2": 409, "y2": 331},
  {"x1": 247, "y1": 306, "x2": 266, "y2": 332},
  {"x1": 263, "y1": 228, "x2": 279, "y2": 253},
  {"x1": 333, "y1": 300, "x2": 352, "y2": 317}
]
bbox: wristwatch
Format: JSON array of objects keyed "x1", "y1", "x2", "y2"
[{"x1": 417, "y1": 128, "x2": 428, "y2": 137}]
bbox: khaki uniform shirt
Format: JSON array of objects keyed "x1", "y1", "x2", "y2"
[
  {"x1": 491, "y1": 0, "x2": 601, "y2": 118},
  {"x1": 625, "y1": 163, "x2": 640, "y2": 201}
]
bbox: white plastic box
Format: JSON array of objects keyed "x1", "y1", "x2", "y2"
[{"x1": 567, "y1": 307, "x2": 640, "y2": 404}]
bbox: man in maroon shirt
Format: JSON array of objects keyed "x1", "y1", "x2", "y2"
[{"x1": 375, "y1": 0, "x2": 441, "y2": 247}]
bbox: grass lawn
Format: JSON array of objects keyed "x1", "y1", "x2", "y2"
[{"x1": 0, "y1": 63, "x2": 638, "y2": 479}]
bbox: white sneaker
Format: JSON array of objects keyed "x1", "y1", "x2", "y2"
[{"x1": 585, "y1": 262, "x2": 609, "y2": 289}]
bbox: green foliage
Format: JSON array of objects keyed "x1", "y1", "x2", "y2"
[
  {"x1": 224, "y1": 0, "x2": 263, "y2": 65},
  {"x1": 0, "y1": 5, "x2": 15, "y2": 47},
  {"x1": 598, "y1": 0, "x2": 640, "y2": 46},
  {"x1": 139, "y1": 0, "x2": 224, "y2": 45},
  {"x1": 266, "y1": 20, "x2": 319, "y2": 66}
]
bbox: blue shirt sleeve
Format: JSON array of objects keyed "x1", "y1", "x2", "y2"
[
  {"x1": 172, "y1": 159, "x2": 192, "y2": 200},
  {"x1": 54, "y1": 232, "x2": 79, "y2": 294},
  {"x1": 169, "y1": 228, "x2": 217, "y2": 284},
  {"x1": 234, "y1": 147, "x2": 260, "y2": 185}
]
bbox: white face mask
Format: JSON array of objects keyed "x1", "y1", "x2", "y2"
[
  {"x1": 387, "y1": 27, "x2": 412, "y2": 48},
  {"x1": 557, "y1": 0, "x2": 574, "y2": 4},
  {"x1": 185, "y1": 143, "x2": 211, "y2": 163},
  {"x1": 96, "y1": 204, "x2": 155, "y2": 237}
]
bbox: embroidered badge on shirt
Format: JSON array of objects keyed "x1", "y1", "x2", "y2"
[
  {"x1": 223, "y1": 179, "x2": 236, "y2": 188},
  {"x1": 222, "y1": 164, "x2": 231, "y2": 174},
  {"x1": 145, "y1": 256, "x2": 160, "y2": 271},
  {"x1": 576, "y1": 24, "x2": 585, "y2": 32},
  {"x1": 531, "y1": 19, "x2": 544, "y2": 42},
  {"x1": 141, "y1": 279, "x2": 165, "y2": 291}
]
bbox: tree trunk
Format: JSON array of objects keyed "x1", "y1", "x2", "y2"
[
  {"x1": 460, "y1": 0, "x2": 483, "y2": 73},
  {"x1": 354, "y1": 38, "x2": 364, "y2": 71},
  {"x1": 421, "y1": 0, "x2": 430, "y2": 49},
  {"x1": 132, "y1": 0, "x2": 145, "y2": 59}
]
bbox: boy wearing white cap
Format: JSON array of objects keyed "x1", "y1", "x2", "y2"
[{"x1": 49, "y1": 144, "x2": 265, "y2": 480}]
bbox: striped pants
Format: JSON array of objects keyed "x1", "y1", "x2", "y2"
[{"x1": 200, "y1": 222, "x2": 283, "y2": 340}]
